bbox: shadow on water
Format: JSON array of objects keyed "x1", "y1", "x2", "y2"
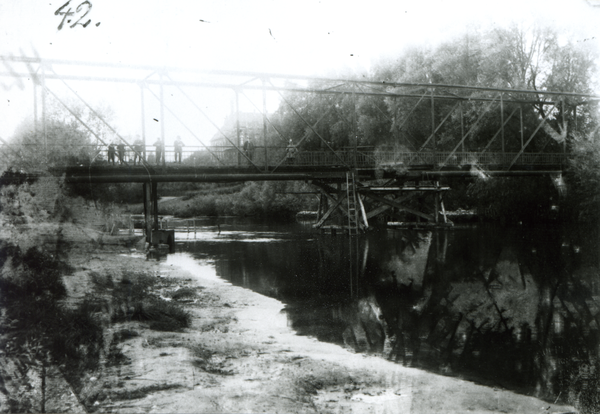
[{"x1": 175, "y1": 218, "x2": 600, "y2": 404}]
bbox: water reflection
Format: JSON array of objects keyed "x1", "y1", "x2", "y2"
[{"x1": 176, "y1": 219, "x2": 600, "y2": 403}]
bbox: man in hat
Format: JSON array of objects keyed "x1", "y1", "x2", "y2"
[
  {"x1": 154, "y1": 137, "x2": 163, "y2": 165},
  {"x1": 107, "y1": 142, "x2": 116, "y2": 166},
  {"x1": 285, "y1": 139, "x2": 297, "y2": 164},
  {"x1": 133, "y1": 136, "x2": 144, "y2": 165},
  {"x1": 174, "y1": 136, "x2": 185, "y2": 164}
]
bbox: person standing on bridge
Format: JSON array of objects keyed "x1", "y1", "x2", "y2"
[
  {"x1": 285, "y1": 139, "x2": 298, "y2": 164},
  {"x1": 174, "y1": 136, "x2": 184, "y2": 164},
  {"x1": 107, "y1": 143, "x2": 116, "y2": 166},
  {"x1": 243, "y1": 137, "x2": 255, "y2": 163},
  {"x1": 154, "y1": 138, "x2": 163, "y2": 165},
  {"x1": 133, "y1": 137, "x2": 144, "y2": 165},
  {"x1": 117, "y1": 141, "x2": 126, "y2": 165}
]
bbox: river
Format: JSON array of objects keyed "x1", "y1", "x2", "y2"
[{"x1": 155, "y1": 218, "x2": 600, "y2": 403}]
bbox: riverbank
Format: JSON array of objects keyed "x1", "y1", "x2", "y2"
[{"x1": 62, "y1": 240, "x2": 577, "y2": 414}]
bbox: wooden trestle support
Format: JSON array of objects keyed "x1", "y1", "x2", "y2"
[
  {"x1": 142, "y1": 182, "x2": 175, "y2": 249},
  {"x1": 310, "y1": 172, "x2": 453, "y2": 234}
]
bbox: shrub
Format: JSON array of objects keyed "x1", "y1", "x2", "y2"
[
  {"x1": 0, "y1": 241, "x2": 104, "y2": 405},
  {"x1": 112, "y1": 299, "x2": 191, "y2": 331}
]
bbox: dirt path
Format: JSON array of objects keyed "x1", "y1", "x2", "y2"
[{"x1": 65, "y1": 247, "x2": 576, "y2": 414}]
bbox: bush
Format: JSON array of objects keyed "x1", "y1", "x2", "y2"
[
  {"x1": 112, "y1": 299, "x2": 191, "y2": 331},
  {"x1": 0, "y1": 241, "x2": 104, "y2": 403}
]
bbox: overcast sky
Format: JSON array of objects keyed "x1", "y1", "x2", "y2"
[{"x1": 1, "y1": 0, "x2": 599, "y2": 145}]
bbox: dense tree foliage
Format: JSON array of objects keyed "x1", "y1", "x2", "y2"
[
  {"x1": 564, "y1": 133, "x2": 600, "y2": 223},
  {"x1": 4, "y1": 100, "x2": 117, "y2": 171},
  {"x1": 267, "y1": 24, "x2": 599, "y2": 223}
]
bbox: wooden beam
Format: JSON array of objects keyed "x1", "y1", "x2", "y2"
[
  {"x1": 357, "y1": 195, "x2": 369, "y2": 228},
  {"x1": 312, "y1": 193, "x2": 345, "y2": 228},
  {"x1": 362, "y1": 191, "x2": 434, "y2": 221},
  {"x1": 366, "y1": 204, "x2": 391, "y2": 220}
]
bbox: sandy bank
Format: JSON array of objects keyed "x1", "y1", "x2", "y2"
[{"x1": 69, "y1": 246, "x2": 576, "y2": 414}]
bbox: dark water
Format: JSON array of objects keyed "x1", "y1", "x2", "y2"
[{"x1": 167, "y1": 218, "x2": 600, "y2": 403}]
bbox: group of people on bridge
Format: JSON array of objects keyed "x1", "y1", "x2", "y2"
[
  {"x1": 104, "y1": 136, "x2": 303, "y2": 166},
  {"x1": 106, "y1": 136, "x2": 185, "y2": 166}
]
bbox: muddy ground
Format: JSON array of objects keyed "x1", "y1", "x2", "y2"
[{"x1": 46, "y1": 231, "x2": 575, "y2": 414}]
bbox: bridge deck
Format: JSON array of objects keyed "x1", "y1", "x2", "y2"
[
  {"x1": 62, "y1": 158, "x2": 566, "y2": 184},
  {"x1": 3, "y1": 149, "x2": 568, "y2": 184}
]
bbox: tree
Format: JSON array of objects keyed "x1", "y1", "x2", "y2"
[
  {"x1": 3, "y1": 99, "x2": 117, "y2": 172},
  {"x1": 375, "y1": 24, "x2": 597, "y2": 153}
]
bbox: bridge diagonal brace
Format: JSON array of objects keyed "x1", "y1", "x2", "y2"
[
  {"x1": 146, "y1": 81, "x2": 234, "y2": 168},
  {"x1": 271, "y1": 106, "x2": 335, "y2": 172},
  {"x1": 364, "y1": 192, "x2": 418, "y2": 220},
  {"x1": 44, "y1": 87, "x2": 116, "y2": 157},
  {"x1": 417, "y1": 101, "x2": 461, "y2": 152},
  {"x1": 439, "y1": 95, "x2": 500, "y2": 168},
  {"x1": 311, "y1": 189, "x2": 348, "y2": 228},
  {"x1": 310, "y1": 180, "x2": 360, "y2": 227},
  {"x1": 481, "y1": 107, "x2": 519, "y2": 153},
  {"x1": 506, "y1": 103, "x2": 558, "y2": 170},
  {"x1": 393, "y1": 92, "x2": 428, "y2": 136},
  {"x1": 164, "y1": 75, "x2": 259, "y2": 170},
  {"x1": 49, "y1": 71, "x2": 151, "y2": 170},
  {"x1": 240, "y1": 90, "x2": 289, "y2": 144},
  {"x1": 361, "y1": 190, "x2": 434, "y2": 222},
  {"x1": 269, "y1": 79, "x2": 350, "y2": 168}
]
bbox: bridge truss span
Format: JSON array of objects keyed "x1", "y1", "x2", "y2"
[{"x1": 0, "y1": 54, "x2": 594, "y2": 237}]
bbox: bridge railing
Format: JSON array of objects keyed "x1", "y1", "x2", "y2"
[{"x1": 1, "y1": 144, "x2": 569, "y2": 170}]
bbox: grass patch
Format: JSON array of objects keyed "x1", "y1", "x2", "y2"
[
  {"x1": 112, "y1": 328, "x2": 139, "y2": 342},
  {"x1": 189, "y1": 345, "x2": 235, "y2": 376},
  {"x1": 112, "y1": 299, "x2": 191, "y2": 331},
  {"x1": 90, "y1": 270, "x2": 192, "y2": 332},
  {"x1": 170, "y1": 287, "x2": 197, "y2": 300},
  {"x1": 109, "y1": 383, "x2": 184, "y2": 401}
]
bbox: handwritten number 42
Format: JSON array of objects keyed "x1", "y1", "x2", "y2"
[{"x1": 55, "y1": 1, "x2": 94, "y2": 30}]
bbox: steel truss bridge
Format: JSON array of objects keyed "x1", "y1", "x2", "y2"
[{"x1": 0, "y1": 55, "x2": 597, "y2": 239}]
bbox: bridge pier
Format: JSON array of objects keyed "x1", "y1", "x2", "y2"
[
  {"x1": 143, "y1": 182, "x2": 175, "y2": 249},
  {"x1": 142, "y1": 182, "x2": 156, "y2": 244},
  {"x1": 311, "y1": 176, "x2": 453, "y2": 233}
]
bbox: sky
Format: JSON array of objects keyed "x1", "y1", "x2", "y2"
[{"x1": 1, "y1": 0, "x2": 599, "y2": 146}]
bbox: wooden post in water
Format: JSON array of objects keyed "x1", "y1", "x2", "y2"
[
  {"x1": 434, "y1": 182, "x2": 440, "y2": 224},
  {"x1": 143, "y1": 182, "x2": 153, "y2": 244},
  {"x1": 152, "y1": 182, "x2": 159, "y2": 232}
]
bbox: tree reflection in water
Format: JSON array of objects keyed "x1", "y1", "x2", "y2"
[{"x1": 181, "y1": 222, "x2": 600, "y2": 406}]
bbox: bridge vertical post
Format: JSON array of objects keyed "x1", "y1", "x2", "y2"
[
  {"x1": 236, "y1": 89, "x2": 241, "y2": 167},
  {"x1": 160, "y1": 72, "x2": 166, "y2": 168},
  {"x1": 140, "y1": 83, "x2": 147, "y2": 161},
  {"x1": 562, "y1": 99, "x2": 566, "y2": 154},
  {"x1": 431, "y1": 88, "x2": 436, "y2": 157},
  {"x1": 33, "y1": 81, "x2": 38, "y2": 134},
  {"x1": 152, "y1": 181, "x2": 159, "y2": 231},
  {"x1": 143, "y1": 182, "x2": 153, "y2": 244},
  {"x1": 519, "y1": 106, "x2": 524, "y2": 150},
  {"x1": 262, "y1": 78, "x2": 268, "y2": 171},
  {"x1": 41, "y1": 60, "x2": 47, "y2": 164},
  {"x1": 353, "y1": 87, "x2": 357, "y2": 168},
  {"x1": 460, "y1": 102, "x2": 464, "y2": 153},
  {"x1": 500, "y1": 93, "x2": 505, "y2": 153},
  {"x1": 434, "y1": 182, "x2": 440, "y2": 224}
]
